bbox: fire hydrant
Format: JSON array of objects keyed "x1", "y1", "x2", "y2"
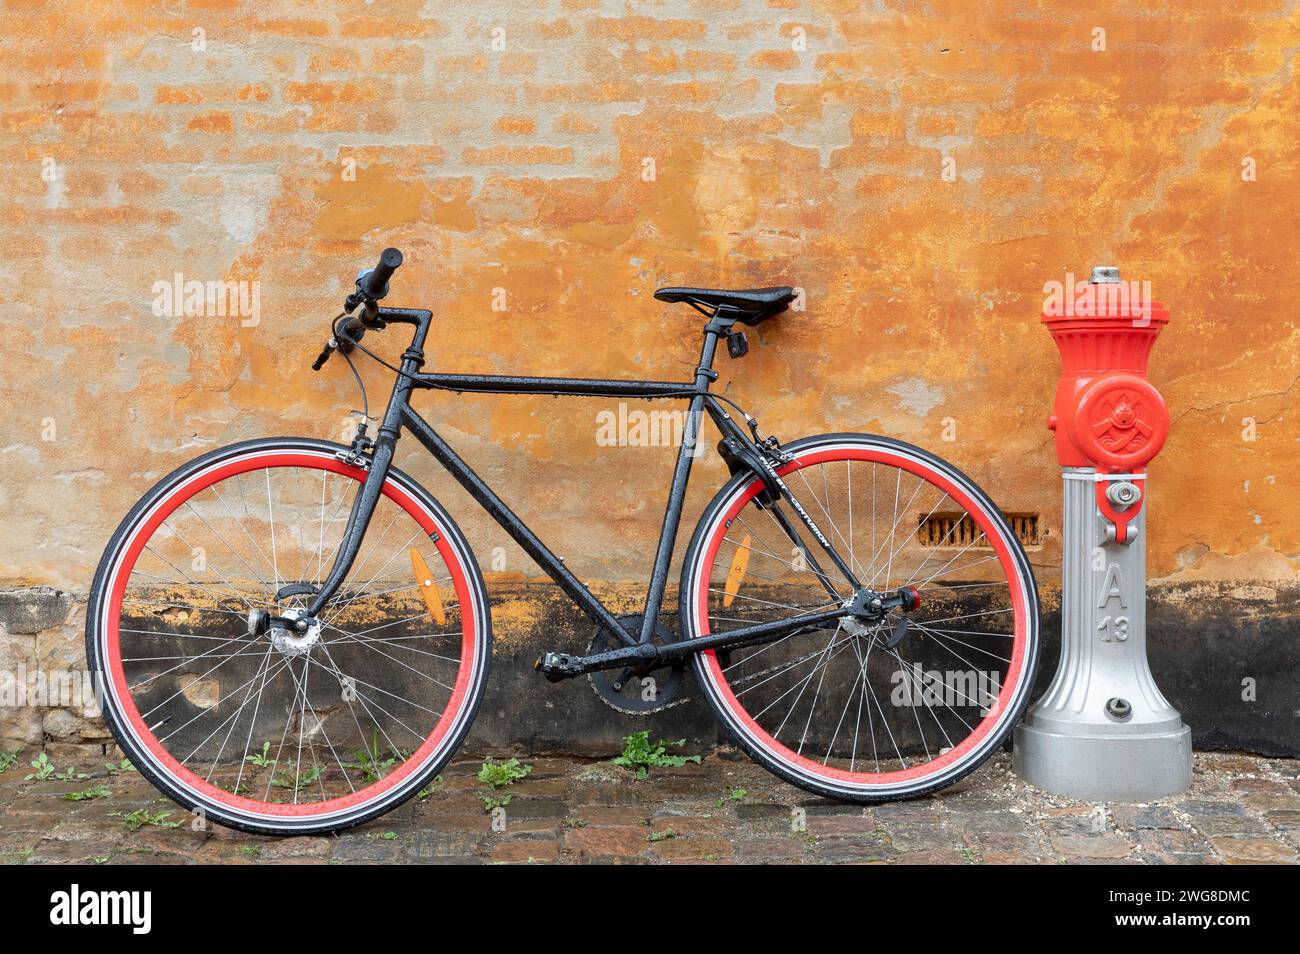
[{"x1": 1013, "y1": 266, "x2": 1192, "y2": 801}]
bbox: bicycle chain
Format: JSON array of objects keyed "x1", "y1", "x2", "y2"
[{"x1": 587, "y1": 667, "x2": 692, "y2": 715}]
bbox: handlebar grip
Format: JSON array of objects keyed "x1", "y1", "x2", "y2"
[{"x1": 358, "y1": 247, "x2": 403, "y2": 300}]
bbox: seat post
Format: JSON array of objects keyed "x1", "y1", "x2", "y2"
[{"x1": 695, "y1": 310, "x2": 736, "y2": 387}]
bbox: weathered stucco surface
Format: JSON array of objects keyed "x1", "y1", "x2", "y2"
[{"x1": 0, "y1": 3, "x2": 1296, "y2": 593}]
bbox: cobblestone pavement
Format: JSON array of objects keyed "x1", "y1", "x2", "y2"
[{"x1": 2, "y1": 750, "x2": 1297, "y2": 865}]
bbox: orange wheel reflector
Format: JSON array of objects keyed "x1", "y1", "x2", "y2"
[
  {"x1": 722, "y1": 534, "x2": 751, "y2": 608},
  {"x1": 410, "y1": 547, "x2": 446, "y2": 626}
]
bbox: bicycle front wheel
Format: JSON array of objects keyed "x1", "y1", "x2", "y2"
[
  {"x1": 680, "y1": 433, "x2": 1039, "y2": 801},
  {"x1": 86, "y1": 438, "x2": 491, "y2": 835}
]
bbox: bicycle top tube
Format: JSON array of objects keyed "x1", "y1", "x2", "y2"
[{"x1": 409, "y1": 372, "x2": 702, "y2": 398}]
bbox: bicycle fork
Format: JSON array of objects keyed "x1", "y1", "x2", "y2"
[{"x1": 249, "y1": 321, "x2": 427, "y2": 638}]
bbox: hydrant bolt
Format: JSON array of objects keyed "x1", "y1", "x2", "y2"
[{"x1": 1105, "y1": 481, "x2": 1141, "y2": 511}]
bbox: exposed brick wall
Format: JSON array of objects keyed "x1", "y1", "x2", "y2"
[{"x1": 1, "y1": 0, "x2": 1295, "y2": 595}]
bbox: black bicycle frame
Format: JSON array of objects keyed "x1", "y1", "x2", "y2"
[{"x1": 304, "y1": 306, "x2": 861, "y2": 661}]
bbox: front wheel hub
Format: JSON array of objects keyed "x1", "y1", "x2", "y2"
[{"x1": 269, "y1": 608, "x2": 322, "y2": 657}]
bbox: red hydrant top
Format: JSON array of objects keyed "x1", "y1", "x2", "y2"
[{"x1": 1041, "y1": 269, "x2": 1171, "y2": 472}]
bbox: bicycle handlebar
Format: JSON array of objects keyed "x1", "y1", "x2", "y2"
[
  {"x1": 358, "y1": 247, "x2": 403, "y2": 301},
  {"x1": 316, "y1": 248, "x2": 405, "y2": 371}
]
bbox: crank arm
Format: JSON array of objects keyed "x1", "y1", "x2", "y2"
[{"x1": 535, "y1": 605, "x2": 848, "y2": 682}]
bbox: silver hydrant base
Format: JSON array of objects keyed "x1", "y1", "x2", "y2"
[
  {"x1": 1013, "y1": 721, "x2": 1191, "y2": 801},
  {"x1": 1013, "y1": 469, "x2": 1192, "y2": 802}
]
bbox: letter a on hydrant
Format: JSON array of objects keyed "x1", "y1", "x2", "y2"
[{"x1": 1013, "y1": 266, "x2": 1192, "y2": 801}]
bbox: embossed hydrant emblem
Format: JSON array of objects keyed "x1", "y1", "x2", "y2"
[{"x1": 1090, "y1": 390, "x2": 1155, "y2": 454}]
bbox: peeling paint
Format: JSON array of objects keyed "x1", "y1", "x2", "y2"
[{"x1": 887, "y1": 377, "x2": 946, "y2": 416}]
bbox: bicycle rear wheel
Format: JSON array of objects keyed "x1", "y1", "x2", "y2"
[
  {"x1": 680, "y1": 433, "x2": 1039, "y2": 801},
  {"x1": 86, "y1": 438, "x2": 491, "y2": 835}
]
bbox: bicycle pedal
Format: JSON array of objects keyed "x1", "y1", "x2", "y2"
[{"x1": 534, "y1": 651, "x2": 576, "y2": 683}]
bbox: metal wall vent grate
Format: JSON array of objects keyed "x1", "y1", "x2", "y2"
[{"x1": 917, "y1": 512, "x2": 1040, "y2": 548}]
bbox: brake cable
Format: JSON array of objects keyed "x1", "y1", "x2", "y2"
[
  {"x1": 327, "y1": 312, "x2": 788, "y2": 440},
  {"x1": 338, "y1": 337, "x2": 370, "y2": 423},
  {"x1": 318, "y1": 311, "x2": 372, "y2": 428},
  {"x1": 330, "y1": 311, "x2": 786, "y2": 469},
  {"x1": 331, "y1": 312, "x2": 424, "y2": 387}
]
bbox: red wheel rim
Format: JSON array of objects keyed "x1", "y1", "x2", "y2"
[
  {"x1": 99, "y1": 449, "x2": 480, "y2": 818},
  {"x1": 693, "y1": 444, "x2": 1030, "y2": 787}
]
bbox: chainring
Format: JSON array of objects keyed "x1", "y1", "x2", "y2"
[{"x1": 587, "y1": 613, "x2": 687, "y2": 714}]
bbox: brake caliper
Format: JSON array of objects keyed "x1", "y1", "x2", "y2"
[{"x1": 335, "y1": 419, "x2": 375, "y2": 470}]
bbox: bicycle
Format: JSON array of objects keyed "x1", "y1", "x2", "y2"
[{"x1": 88, "y1": 248, "x2": 1041, "y2": 835}]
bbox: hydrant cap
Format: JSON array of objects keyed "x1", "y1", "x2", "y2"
[
  {"x1": 1040, "y1": 268, "x2": 1171, "y2": 468},
  {"x1": 1040, "y1": 266, "x2": 1168, "y2": 363},
  {"x1": 1071, "y1": 372, "x2": 1169, "y2": 471}
]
